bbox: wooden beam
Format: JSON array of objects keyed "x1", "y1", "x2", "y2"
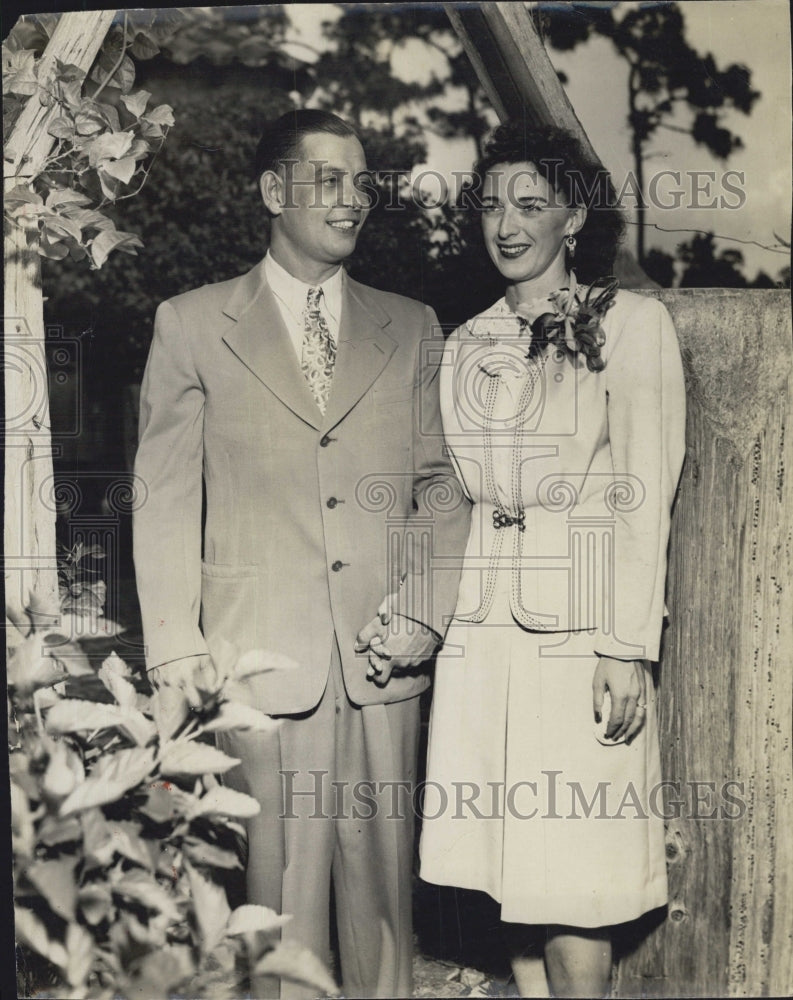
[
  {"x1": 443, "y1": 2, "x2": 597, "y2": 160},
  {"x1": 4, "y1": 11, "x2": 116, "y2": 625}
]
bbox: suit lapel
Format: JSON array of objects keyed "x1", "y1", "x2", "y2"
[
  {"x1": 221, "y1": 260, "x2": 323, "y2": 431},
  {"x1": 322, "y1": 277, "x2": 397, "y2": 432}
]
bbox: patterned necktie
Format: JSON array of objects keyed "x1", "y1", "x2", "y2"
[{"x1": 301, "y1": 286, "x2": 336, "y2": 414}]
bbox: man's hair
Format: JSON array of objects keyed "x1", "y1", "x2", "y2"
[{"x1": 253, "y1": 109, "x2": 359, "y2": 180}]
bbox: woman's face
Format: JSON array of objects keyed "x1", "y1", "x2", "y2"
[{"x1": 480, "y1": 161, "x2": 584, "y2": 294}]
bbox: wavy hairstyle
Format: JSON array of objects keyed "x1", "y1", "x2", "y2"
[{"x1": 470, "y1": 121, "x2": 625, "y2": 282}]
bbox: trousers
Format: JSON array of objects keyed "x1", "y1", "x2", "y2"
[{"x1": 219, "y1": 637, "x2": 421, "y2": 998}]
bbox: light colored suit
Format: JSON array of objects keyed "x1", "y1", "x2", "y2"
[{"x1": 133, "y1": 257, "x2": 471, "y2": 996}]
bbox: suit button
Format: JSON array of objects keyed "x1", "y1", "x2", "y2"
[
  {"x1": 320, "y1": 435, "x2": 331, "y2": 447},
  {"x1": 331, "y1": 560, "x2": 344, "y2": 572},
  {"x1": 326, "y1": 497, "x2": 338, "y2": 509}
]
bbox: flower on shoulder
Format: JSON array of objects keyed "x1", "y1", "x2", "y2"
[{"x1": 514, "y1": 273, "x2": 619, "y2": 373}]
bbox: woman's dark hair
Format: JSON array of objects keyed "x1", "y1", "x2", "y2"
[
  {"x1": 471, "y1": 120, "x2": 625, "y2": 282},
  {"x1": 253, "y1": 109, "x2": 359, "y2": 180}
]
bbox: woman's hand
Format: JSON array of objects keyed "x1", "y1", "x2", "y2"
[{"x1": 592, "y1": 656, "x2": 647, "y2": 743}]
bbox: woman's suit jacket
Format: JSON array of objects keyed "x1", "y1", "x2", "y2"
[
  {"x1": 133, "y1": 258, "x2": 471, "y2": 714},
  {"x1": 439, "y1": 289, "x2": 686, "y2": 661}
]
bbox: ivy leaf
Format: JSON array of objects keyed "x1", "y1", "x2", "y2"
[
  {"x1": 4, "y1": 184, "x2": 43, "y2": 210},
  {"x1": 42, "y1": 212, "x2": 83, "y2": 244},
  {"x1": 90, "y1": 50, "x2": 135, "y2": 94},
  {"x1": 3, "y1": 49, "x2": 38, "y2": 96},
  {"x1": 226, "y1": 904, "x2": 290, "y2": 938},
  {"x1": 130, "y1": 32, "x2": 160, "y2": 61},
  {"x1": 159, "y1": 741, "x2": 240, "y2": 777},
  {"x1": 47, "y1": 116, "x2": 76, "y2": 140},
  {"x1": 45, "y1": 188, "x2": 92, "y2": 209},
  {"x1": 58, "y1": 77, "x2": 83, "y2": 111},
  {"x1": 121, "y1": 88, "x2": 152, "y2": 118},
  {"x1": 75, "y1": 109, "x2": 105, "y2": 136},
  {"x1": 255, "y1": 940, "x2": 339, "y2": 996},
  {"x1": 90, "y1": 228, "x2": 143, "y2": 269},
  {"x1": 184, "y1": 859, "x2": 231, "y2": 951},
  {"x1": 26, "y1": 858, "x2": 78, "y2": 922},
  {"x1": 144, "y1": 103, "x2": 175, "y2": 127},
  {"x1": 87, "y1": 129, "x2": 134, "y2": 167},
  {"x1": 14, "y1": 905, "x2": 68, "y2": 969},
  {"x1": 60, "y1": 746, "x2": 156, "y2": 815},
  {"x1": 102, "y1": 154, "x2": 138, "y2": 185},
  {"x1": 187, "y1": 785, "x2": 261, "y2": 820}
]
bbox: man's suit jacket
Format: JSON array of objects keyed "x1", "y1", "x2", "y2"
[{"x1": 133, "y1": 258, "x2": 471, "y2": 714}]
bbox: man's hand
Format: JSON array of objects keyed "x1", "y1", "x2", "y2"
[
  {"x1": 148, "y1": 654, "x2": 217, "y2": 710},
  {"x1": 355, "y1": 611, "x2": 439, "y2": 687},
  {"x1": 592, "y1": 656, "x2": 647, "y2": 742}
]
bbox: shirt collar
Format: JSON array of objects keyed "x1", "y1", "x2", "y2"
[{"x1": 264, "y1": 251, "x2": 343, "y2": 326}]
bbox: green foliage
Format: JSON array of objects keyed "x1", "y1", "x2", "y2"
[{"x1": 9, "y1": 594, "x2": 338, "y2": 999}]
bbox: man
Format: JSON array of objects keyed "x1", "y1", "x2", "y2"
[{"x1": 133, "y1": 109, "x2": 470, "y2": 998}]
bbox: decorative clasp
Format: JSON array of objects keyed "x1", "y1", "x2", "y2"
[{"x1": 493, "y1": 509, "x2": 525, "y2": 531}]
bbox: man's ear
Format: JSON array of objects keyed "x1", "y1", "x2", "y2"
[{"x1": 259, "y1": 170, "x2": 283, "y2": 216}]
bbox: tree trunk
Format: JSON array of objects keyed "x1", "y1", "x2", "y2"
[{"x1": 4, "y1": 10, "x2": 116, "y2": 626}]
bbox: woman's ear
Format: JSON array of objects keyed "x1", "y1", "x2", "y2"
[
  {"x1": 568, "y1": 204, "x2": 587, "y2": 237},
  {"x1": 259, "y1": 170, "x2": 283, "y2": 216}
]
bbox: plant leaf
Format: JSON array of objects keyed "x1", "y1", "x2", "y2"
[
  {"x1": 255, "y1": 940, "x2": 339, "y2": 996},
  {"x1": 26, "y1": 858, "x2": 78, "y2": 921},
  {"x1": 102, "y1": 154, "x2": 137, "y2": 184},
  {"x1": 60, "y1": 746, "x2": 156, "y2": 815},
  {"x1": 112, "y1": 869, "x2": 182, "y2": 922},
  {"x1": 159, "y1": 741, "x2": 240, "y2": 777},
  {"x1": 188, "y1": 785, "x2": 260, "y2": 820},
  {"x1": 226, "y1": 904, "x2": 290, "y2": 938},
  {"x1": 90, "y1": 227, "x2": 143, "y2": 268},
  {"x1": 98, "y1": 655, "x2": 138, "y2": 709},
  {"x1": 184, "y1": 859, "x2": 230, "y2": 951},
  {"x1": 144, "y1": 103, "x2": 175, "y2": 127},
  {"x1": 65, "y1": 921, "x2": 94, "y2": 987},
  {"x1": 14, "y1": 905, "x2": 69, "y2": 968},
  {"x1": 46, "y1": 697, "x2": 156, "y2": 747},
  {"x1": 120, "y1": 88, "x2": 151, "y2": 117}
]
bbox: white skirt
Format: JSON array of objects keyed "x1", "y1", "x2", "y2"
[{"x1": 420, "y1": 579, "x2": 668, "y2": 927}]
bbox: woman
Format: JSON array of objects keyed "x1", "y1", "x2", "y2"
[{"x1": 419, "y1": 122, "x2": 686, "y2": 997}]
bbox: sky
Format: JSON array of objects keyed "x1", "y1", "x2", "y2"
[{"x1": 287, "y1": 0, "x2": 791, "y2": 281}]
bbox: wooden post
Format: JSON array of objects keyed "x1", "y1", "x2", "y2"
[
  {"x1": 614, "y1": 288, "x2": 793, "y2": 997},
  {"x1": 4, "y1": 10, "x2": 116, "y2": 626}
]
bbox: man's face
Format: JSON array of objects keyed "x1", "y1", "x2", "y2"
[{"x1": 263, "y1": 131, "x2": 370, "y2": 273}]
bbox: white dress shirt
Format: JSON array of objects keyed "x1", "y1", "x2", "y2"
[{"x1": 264, "y1": 251, "x2": 343, "y2": 361}]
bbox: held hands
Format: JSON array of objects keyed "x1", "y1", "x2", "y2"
[
  {"x1": 148, "y1": 654, "x2": 218, "y2": 709},
  {"x1": 355, "y1": 593, "x2": 439, "y2": 687},
  {"x1": 592, "y1": 656, "x2": 647, "y2": 743}
]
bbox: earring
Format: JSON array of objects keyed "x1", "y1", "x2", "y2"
[{"x1": 565, "y1": 234, "x2": 577, "y2": 259}]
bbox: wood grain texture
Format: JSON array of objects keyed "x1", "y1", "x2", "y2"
[
  {"x1": 4, "y1": 11, "x2": 115, "y2": 624},
  {"x1": 615, "y1": 289, "x2": 793, "y2": 997}
]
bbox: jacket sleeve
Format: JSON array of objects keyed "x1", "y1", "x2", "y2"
[
  {"x1": 397, "y1": 305, "x2": 472, "y2": 639},
  {"x1": 133, "y1": 300, "x2": 210, "y2": 670},
  {"x1": 595, "y1": 295, "x2": 686, "y2": 661}
]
